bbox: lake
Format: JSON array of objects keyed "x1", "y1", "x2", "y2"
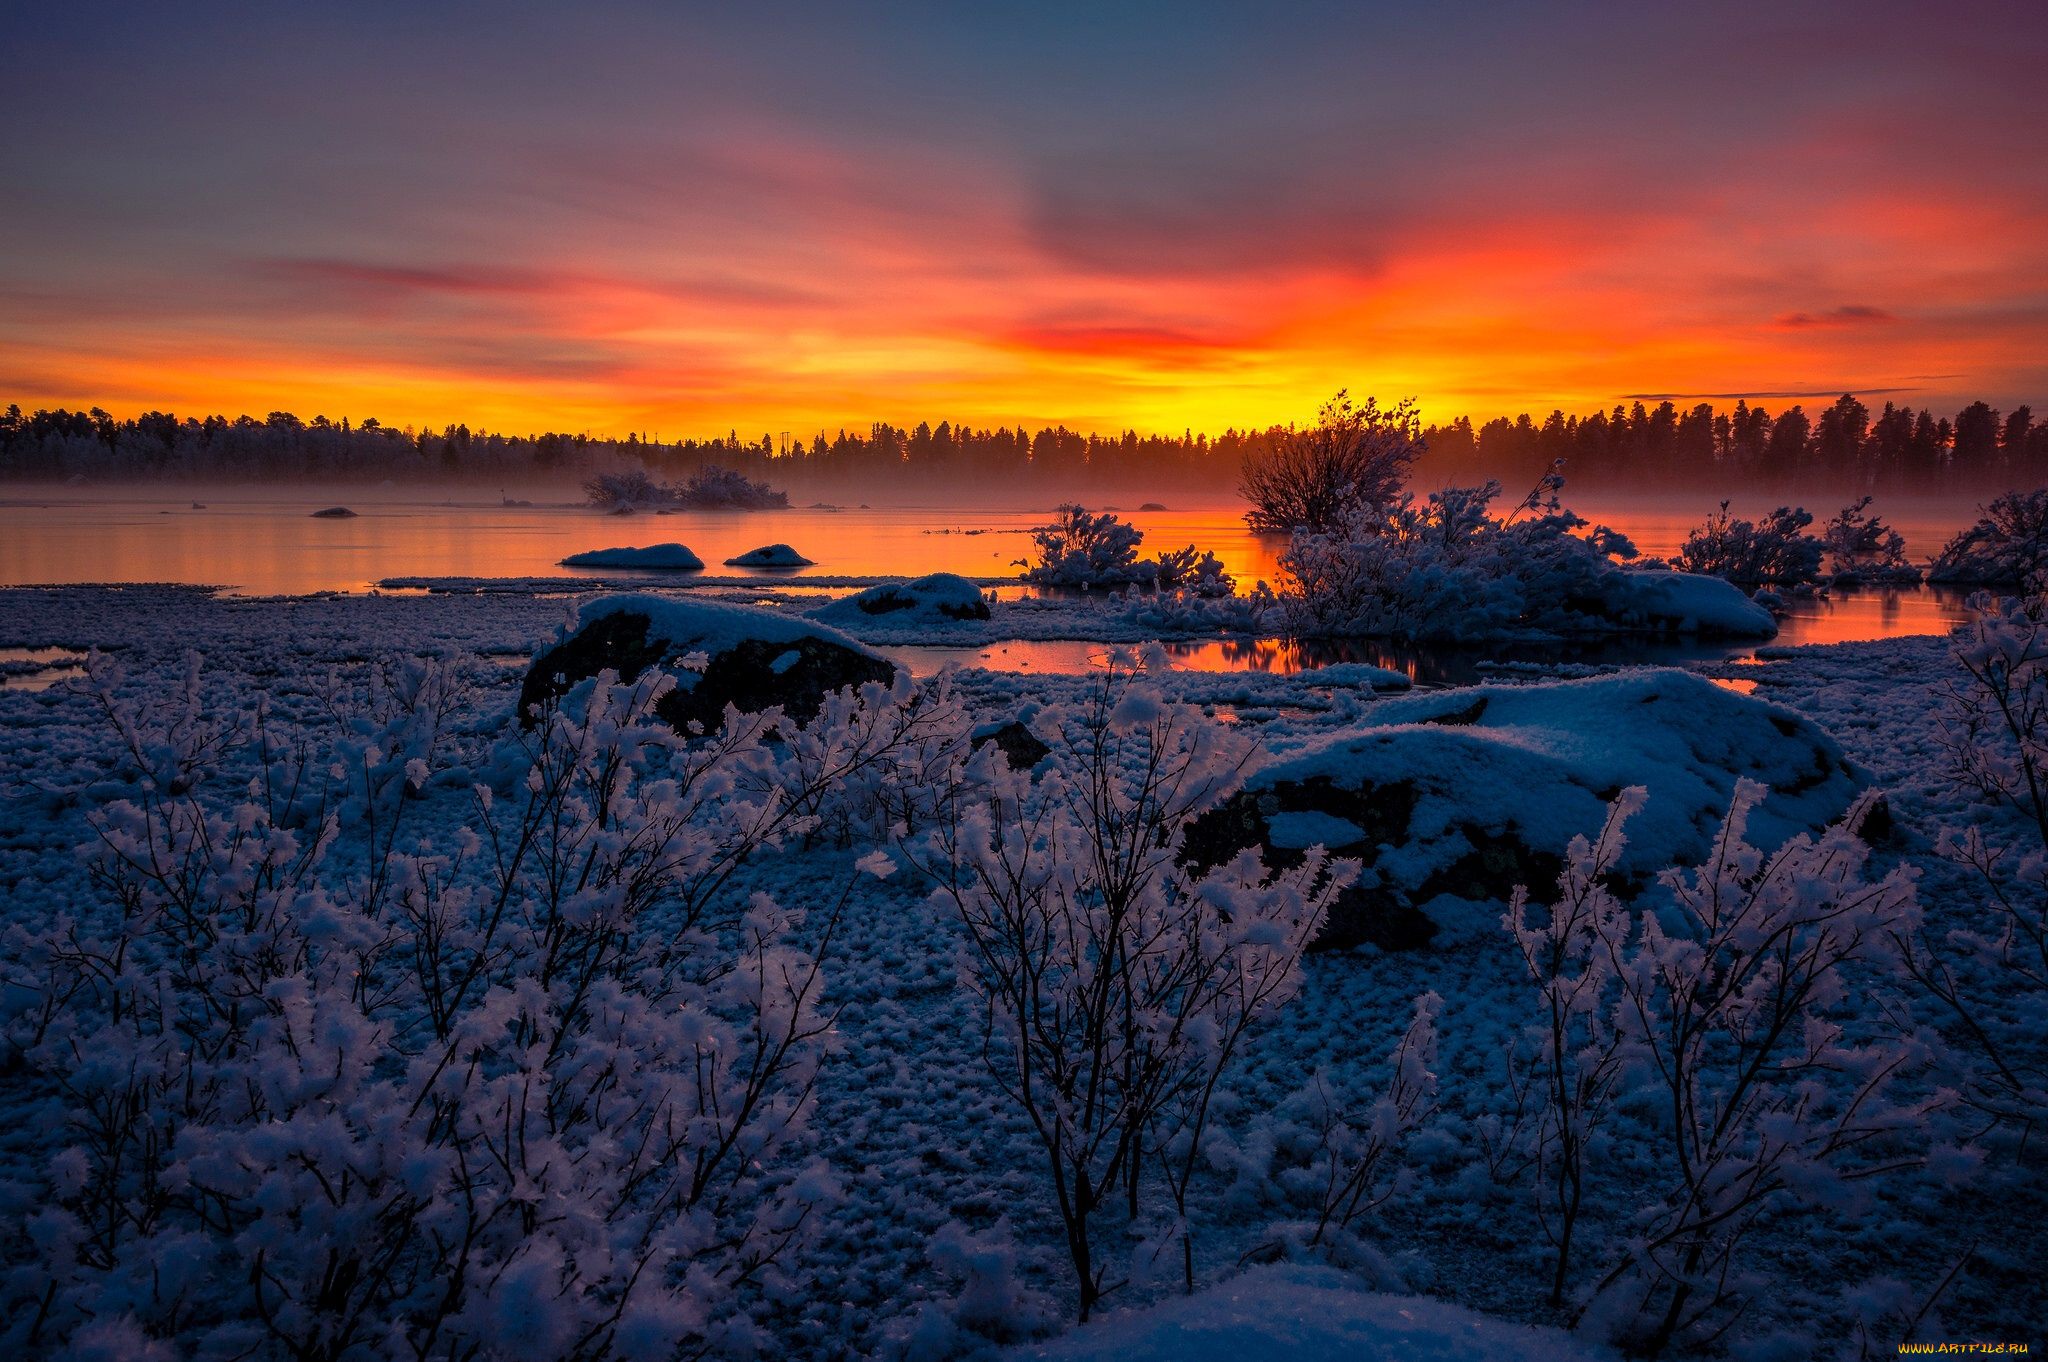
[{"x1": 0, "y1": 484, "x2": 1991, "y2": 678}]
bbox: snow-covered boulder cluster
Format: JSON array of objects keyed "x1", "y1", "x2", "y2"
[
  {"x1": 807, "y1": 572, "x2": 991, "y2": 626},
  {"x1": 1185, "y1": 669, "x2": 1864, "y2": 952},
  {"x1": 519, "y1": 593, "x2": 895, "y2": 734},
  {"x1": 558, "y1": 542, "x2": 705, "y2": 569}
]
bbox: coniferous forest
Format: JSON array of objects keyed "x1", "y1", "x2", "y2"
[{"x1": 5, "y1": 392, "x2": 2045, "y2": 496}]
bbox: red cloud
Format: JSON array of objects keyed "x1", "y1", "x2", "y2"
[{"x1": 1773, "y1": 305, "x2": 1899, "y2": 329}]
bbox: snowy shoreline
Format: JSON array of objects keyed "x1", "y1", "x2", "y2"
[{"x1": 0, "y1": 587, "x2": 2041, "y2": 1358}]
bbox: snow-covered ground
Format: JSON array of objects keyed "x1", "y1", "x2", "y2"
[{"x1": 0, "y1": 586, "x2": 2042, "y2": 1360}]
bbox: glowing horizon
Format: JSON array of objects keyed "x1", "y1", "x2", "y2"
[{"x1": 4, "y1": 3, "x2": 2044, "y2": 440}]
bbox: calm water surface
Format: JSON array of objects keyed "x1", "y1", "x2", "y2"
[{"x1": 0, "y1": 485, "x2": 1987, "y2": 679}]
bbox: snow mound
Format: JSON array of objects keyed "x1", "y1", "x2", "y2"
[
  {"x1": 1260, "y1": 668, "x2": 1862, "y2": 891},
  {"x1": 1186, "y1": 669, "x2": 1864, "y2": 952},
  {"x1": 1011, "y1": 1265, "x2": 1600, "y2": 1362},
  {"x1": 725, "y1": 543, "x2": 815, "y2": 567},
  {"x1": 571, "y1": 593, "x2": 881, "y2": 662},
  {"x1": 559, "y1": 543, "x2": 705, "y2": 569},
  {"x1": 809, "y1": 573, "x2": 991, "y2": 626},
  {"x1": 1615, "y1": 570, "x2": 1776, "y2": 636}
]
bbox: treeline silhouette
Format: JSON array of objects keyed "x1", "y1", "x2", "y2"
[
  {"x1": 1430, "y1": 393, "x2": 2048, "y2": 495},
  {"x1": 4, "y1": 392, "x2": 2043, "y2": 495}
]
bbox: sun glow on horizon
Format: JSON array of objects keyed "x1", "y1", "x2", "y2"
[{"x1": 3, "y1": 6, "x2": 2043, "y2": 439}]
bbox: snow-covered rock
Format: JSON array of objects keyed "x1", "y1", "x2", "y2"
[
  {"x1": 1010, "y1": 1265, "x2": 1601, "y2": 1362},
  {"x1": 559, "y1": 542, "x2": 705, "y2": 569},
  {"x1": 810, "y1": 573, "x2": 992, "y2": 626},
  {"x1": 725, "y1": 543, "x2": 815, "y2": 567},
  {"x1": 1185, "y1": 669, "x2": 1864, "y2": 952},
  {"x1": 1614, "y1": 570, "x2": 1776, "y2": 636},
  {"x1": 519, "y1": 593, "x2": 895, "y2": 734}
]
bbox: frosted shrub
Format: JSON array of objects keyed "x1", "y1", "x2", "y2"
[
  {"x1": 1927, "y1": 489, "x2": 2048, "y2": 588},
  {"x1": 1018, "y1": 506, "x2": 1220, "y2": 591},
  {"x1": 1912, "y1": 594, "x2": 2048, "y2": 1134},
  {"x1": 1110, "y1": 582, "x2": 1278, "y2": 636},
  {"x1": 0, "y1": 653, "x2": 956, "y2": 1359},
  {"x1": 1579, "y1": 782, "x2": 1937, "y2": 1357},
  {"x1": 1151, "y1": 546, "x2": 1235, "y2": 597},
  {"x1": 1281, "y1": 992, "x2": 1441, "y2": 1255},
  {"x1": 1278, "y1": 482, "x2": 1639, "y2": 640},
  {"x1": 1675, "y1": 502, "x2": 1823, "y2": 585},
  {"x1": 1822, "y1": 497, "x2": 1918, "y2": 583},
  {"x1": 907, "y1": 652, "x2": 1353, "y2": 1319},
  {"x1": 1502, "y1": 788, "x2": 1644, "y2": 1307},
  {"x1": 582, "y1": 467, "x2": 663, "y2": 507},
  {"x1": 668, "y1": 463, "x2": 787, "y2": 510},
  {"x1": 879, "y1": 1219, "x2": 1056, "y2": 1359},
  {"x1": 767, "y1": 669, "x2": 973, "y2": 849},
  {"x1": 1018, "y1": 505, "x2": 1146, "y2": 587}
]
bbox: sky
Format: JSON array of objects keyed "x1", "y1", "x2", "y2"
[{"x1": 3, "y1": 0, "x2": 2045, "y2": 438}]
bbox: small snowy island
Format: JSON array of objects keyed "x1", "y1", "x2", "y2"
[
  {"x1": 724, "y1": 542, "x2": 815, "y2": 567},
  {"x1": 558, "y1": 542, "x2": 705, "y2": 570}
]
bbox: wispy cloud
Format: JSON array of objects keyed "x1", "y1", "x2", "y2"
[
  {"x1": 0, "y1": 3, "x2": 2042, "y2": 431},
  {"x1": 1772, "y1": 305, "x2": 1900, "y2": 329}
]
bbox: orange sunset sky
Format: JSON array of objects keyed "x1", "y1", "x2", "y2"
[{"x1": 3, "y1": 1, "x2": 2045, "y2": 438}]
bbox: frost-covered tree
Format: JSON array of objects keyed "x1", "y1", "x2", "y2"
[{"x1": 907, "y1": 652, "x2": 1352, "y2": 1319}]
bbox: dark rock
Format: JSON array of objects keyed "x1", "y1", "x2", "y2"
[
  {"x1": 520, "y1": 598, "x2": 897, "y2": 736},
  {"x1": 310, "y1": 506, "x2": 357, "y2": 518},
  {"x1": 1849, "y1": 792, "x2": 1893, "y2": 844},
  {"x1": 1184, "y1": 778, "x2": 1442, "y2": 954},
  {"x1": 972, "y1": 721, "x2": 1051, "y2": 772}
]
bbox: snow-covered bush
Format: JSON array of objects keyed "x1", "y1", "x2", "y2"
[
  {"x1": 0, "y1": 650, "x2": 974, "y2": 1359},
  {"x1": 1502, "y1": 788, "x2": 1644, "y2": 1308},
  {"x1": 1018, "y1": 506, "x2": 1224, "y2": 591},
  {"x1": 1018, "y1": 505, "x2": 1146, "y2": 586},
  {"x1": 1282, "y1": 992, "x2": 1441, "y2": 1253},
  {"x1": 582, "y1": 467, "x2": 664, "y2": 507},
  {"x1": 1674, "y1": 502, "x2": 1824, "y2": 585},
  {"x1": 1928, "y1": 489, "x2": 2048, "y2": 588},
  {"x1": 1577, "y1": 782, "x2": 1939, "y2": 1356},
  {"x1": 1275, "y1": 482, "x2": 1645, "y2": 640},
  {"x1": 1108, "y1": 582, "x2": 1279, "y2": 636},
  {"x1": 1822, "y1": 497, "x2": 1919, "y2": 583},
  {"x1": 879, "y1": 1219, "x2": 1057, "y2": 1359},
  {"x1": 1910, "y1": 593, "x2": 2048, "y2": 1131},
  {"x1": 1151, "y1": 547, "x2": 1235, "y2": 597},
  {"x1": 1240, "y1": 391, "x2": 1422, "y2": 535},
  {"x1": 670, "y1": 463, "x2": 788, "y2": 510},
  {"x1": 906, "y1": 652, "x2": 1355, "y2": 1319}
]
